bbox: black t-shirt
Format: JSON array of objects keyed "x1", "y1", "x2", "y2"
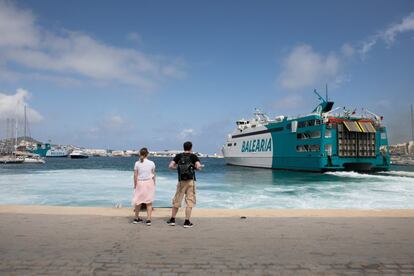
[{"x1": 173, "y1": 152, "x2": 200, "y2": 181}]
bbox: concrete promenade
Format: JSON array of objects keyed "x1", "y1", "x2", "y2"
[{"x1": 1, "y1": 206, "x2": 414, "y2": 276}]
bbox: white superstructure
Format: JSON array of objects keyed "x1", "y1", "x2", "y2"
[{"x1": 222, "y1": 109, "x2": 275, "y2": 168}]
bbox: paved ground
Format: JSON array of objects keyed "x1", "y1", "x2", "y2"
[{"x1": 1, "y1": 213, "x2": 414, "y2": 276}]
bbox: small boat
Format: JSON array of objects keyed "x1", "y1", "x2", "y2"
[
  {"x1": 23, "y1": 156, "x2": 46, "y2": 164},
  {"x1": 12, "y1": 151, "x2": 45, "y2": 164},
  {"x1": 70, "y1": 150, "x2": 89, "y2": 159},
  {"x1": 0, "y1": 156, "x2": 25, "y2": 164}
]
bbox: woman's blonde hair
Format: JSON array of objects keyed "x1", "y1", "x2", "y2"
[{"x1": 139, "y1": 147, "x2": 149, "y2": 163}]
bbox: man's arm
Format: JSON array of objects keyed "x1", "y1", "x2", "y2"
[
  {"x1": 195, "y1": 161, "x2": 202, "y2": 170},
  {"x1": 168, "y1": 161, "x2": 177, "y2": 169}
]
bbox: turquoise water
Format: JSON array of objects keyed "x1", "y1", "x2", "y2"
[{"x1": 1, "y1": 157, "x2": 414, "y2": 209}]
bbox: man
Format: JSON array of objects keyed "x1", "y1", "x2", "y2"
[{"x1": 167, "y1": 141, "x2": 202, "y2": 228}]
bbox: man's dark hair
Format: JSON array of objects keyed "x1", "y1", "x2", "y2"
[{"x1": 183, "y1": 141, "x2": 192, "y2": 151}]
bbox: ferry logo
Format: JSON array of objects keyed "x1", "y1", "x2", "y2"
[{"x1": 241, "y1": 138, "x2": 272, "y2": 153}]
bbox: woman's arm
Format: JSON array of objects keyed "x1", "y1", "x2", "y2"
[
  {"x1": 152, "y1": 167, "x2": 156, "y2": 185},
  {"x1": 134, "y1": 169, "x2": 138, "y2": 189}
]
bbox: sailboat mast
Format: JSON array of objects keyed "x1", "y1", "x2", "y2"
[
  {"x1": 411, "y1": 104, "x2": 414, "y2": 141},
  {"x1": 24, "y1": 105, "x2": 27, "y2": 140},
  {"x1": 14, "y1": 119, "x2": 18, "y2": 155}
]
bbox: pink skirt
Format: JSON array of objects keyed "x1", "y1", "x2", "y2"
[{"x1": 132, "y1": 179, "x2": 155, "y2": 206}]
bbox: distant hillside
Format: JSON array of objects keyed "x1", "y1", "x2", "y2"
[{"x1": 0, "y1": 136, "x2": 42, "y2": 145}]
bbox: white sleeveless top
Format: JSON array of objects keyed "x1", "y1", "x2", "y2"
[{"x1": 134, "y1": 159, "x2": 155, "y2": 180}]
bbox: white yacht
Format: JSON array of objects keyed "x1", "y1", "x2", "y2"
[{"x1": 70, "y1": 150, "x2": 89, "y2": 159}]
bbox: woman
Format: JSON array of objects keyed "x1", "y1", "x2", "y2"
[{"x1": 132, "y1": 147, "x2": 156, "y2": 226}]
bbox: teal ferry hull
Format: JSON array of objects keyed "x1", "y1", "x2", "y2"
[
  {"x1": 223, "y1": 95, "x2": 390, "y2": 172},
  {"x1": 266, "y1": 116, "x2": 389, "y2": 172}
]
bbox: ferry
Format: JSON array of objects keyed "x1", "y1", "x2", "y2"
[
  {"x1": 222, "y1": 91, "x2": 390, "y2": 172},
  {"x1": 28, "y1": 143, "x2": 69, "y2": 157}
]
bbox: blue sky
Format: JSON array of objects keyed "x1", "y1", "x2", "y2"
[{"x1": 0, "y1": 0, "x2": 413, "y2": 153}]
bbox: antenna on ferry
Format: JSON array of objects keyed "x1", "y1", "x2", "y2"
[
  {"x1": 313, "y1": 89, "x2": 326, "y2": 103},
  {"x1": 325, "y1": 83, "x2": 328, "y2": 101}
]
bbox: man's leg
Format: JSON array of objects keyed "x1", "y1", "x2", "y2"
[
  {"x1": 171, "y1": 206, "x2": 179, "y2": 218},
  {"x1": 185, "y1": 207, "x2": 192, "y2": 220},
  {"x1": 184, "y1": 180, "x2": 196, "y2": 221},
  {"x1": 168, "y1": 182, "x2": 185, "y2": 225},
  {"x1": 171, "y1": 182, "x2": 186, "y2": 218}
]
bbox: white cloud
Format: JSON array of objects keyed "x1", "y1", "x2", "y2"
[
  {"x1": 0, "y1": 88, "x2": 42, "y2": 122},
  {"x1": 341, "y1": 43, "x2": 355, "y2": 58},
  {"x1": 178, "y1": 128, "x2": 196, "y2": 139},
  {"x1": 278, "y1": 44, "x2": 341, "y2": 91},
  {"x1": 0, "y1": 2, "x2": 38, "y2": 48},
  {"x1": 383, "y1": 12, "x2": 414, "y2": 44},
  {"x1": 360, "y1": 11, "x2": 414, "y2": 56},
  {"x1": 81, "y1": 114, "x2": 129, "y2": 143},
  {"x1": 0, "y1": 1, "x2": 186, "y2": 90},
  {"x1": 277, "y1": 11, "x2": 414, "y2": 92},
  {"x1": 104, "y1": 115, "x2": 125, "y2": 130},
  {"x1": 272, "y1": 94, "x2": 305, "y2": 110}
]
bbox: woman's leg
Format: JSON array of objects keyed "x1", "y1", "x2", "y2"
[
  {"x1": 146, "y1": 203, "x2": 152, "y2": 220},
  {"x1": 134, "y1": 204, "x2": 141, "y2": 218}
]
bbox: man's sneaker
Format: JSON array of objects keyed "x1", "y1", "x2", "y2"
[
  {"x1": 132, "y1": 218, "x2": 143, "y2": 224},
  {"x1": 166, "y1": 217, "x2": 176, "y2": 226},
  {"x1": 183, "y1": 220, "x2": 194, "y2": 228},
  {"x1": 146, "y1": 220, "x2": 151, "y2": 226}
]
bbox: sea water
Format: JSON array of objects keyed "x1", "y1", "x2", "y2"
[{"x1": 1, "y1": 157, "x2": 414, "y2": 209}]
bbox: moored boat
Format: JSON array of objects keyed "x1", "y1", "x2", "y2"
[
  {"x1": 70, "y1": 150, "x2": 89, "y2": 159},
  {"x1": 0, "y1": 156, "x2": 25, "y2": 164},
  {"x1": 23, "y1": 156, "x2": 46, "y2": 164},
  {"x1": 13, "y1": 151, "x2": 46, "y2": 164}
]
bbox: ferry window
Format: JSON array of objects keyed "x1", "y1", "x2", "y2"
[
  {"x1": 227, "y1": 143, "x2": 232, "y2": 147},
  {"x1": 233, "y1": 143, "x2": 237, "y2": 146},
  {"x1": 298, "y1": 119, "x2": 322, "y2": 128},
  {"x1": 296, "y1": 144, "x2": 320, "y2": 152},
  {"x1": 297, "y1": 131, "x2": 321, "y2": 140},
  {"x1": 309, "y1": 145, "x2": 320, "y2": 152},
  {"x1": 325, "y1": 130, "x2": 331, "y2": 138},
  {"x1": 296, "y1": 145, "x2": 307, "y2": 152},
  {"x1": 286, "y1": 123, "x2": 291, "y2": 130}
]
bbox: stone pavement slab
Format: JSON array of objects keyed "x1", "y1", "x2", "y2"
[{"x1": 0, "y1": 212, "x2": 414, "y2": 275}]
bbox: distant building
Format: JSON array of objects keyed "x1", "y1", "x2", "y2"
[
  {"x1": 408, "y1": 141, "x2": 414, "y2": 155},
  {"x1": 389, "y1": 141, "x2": 414, "y2": 156}
]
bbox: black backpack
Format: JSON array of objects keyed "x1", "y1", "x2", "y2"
[{"x1": 178, "y1": 154, "x2": 194, "y2": 181}]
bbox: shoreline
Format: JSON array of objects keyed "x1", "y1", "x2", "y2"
[{"x1": 2, "y1": 204, "x2": 414, "y2": 217}]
